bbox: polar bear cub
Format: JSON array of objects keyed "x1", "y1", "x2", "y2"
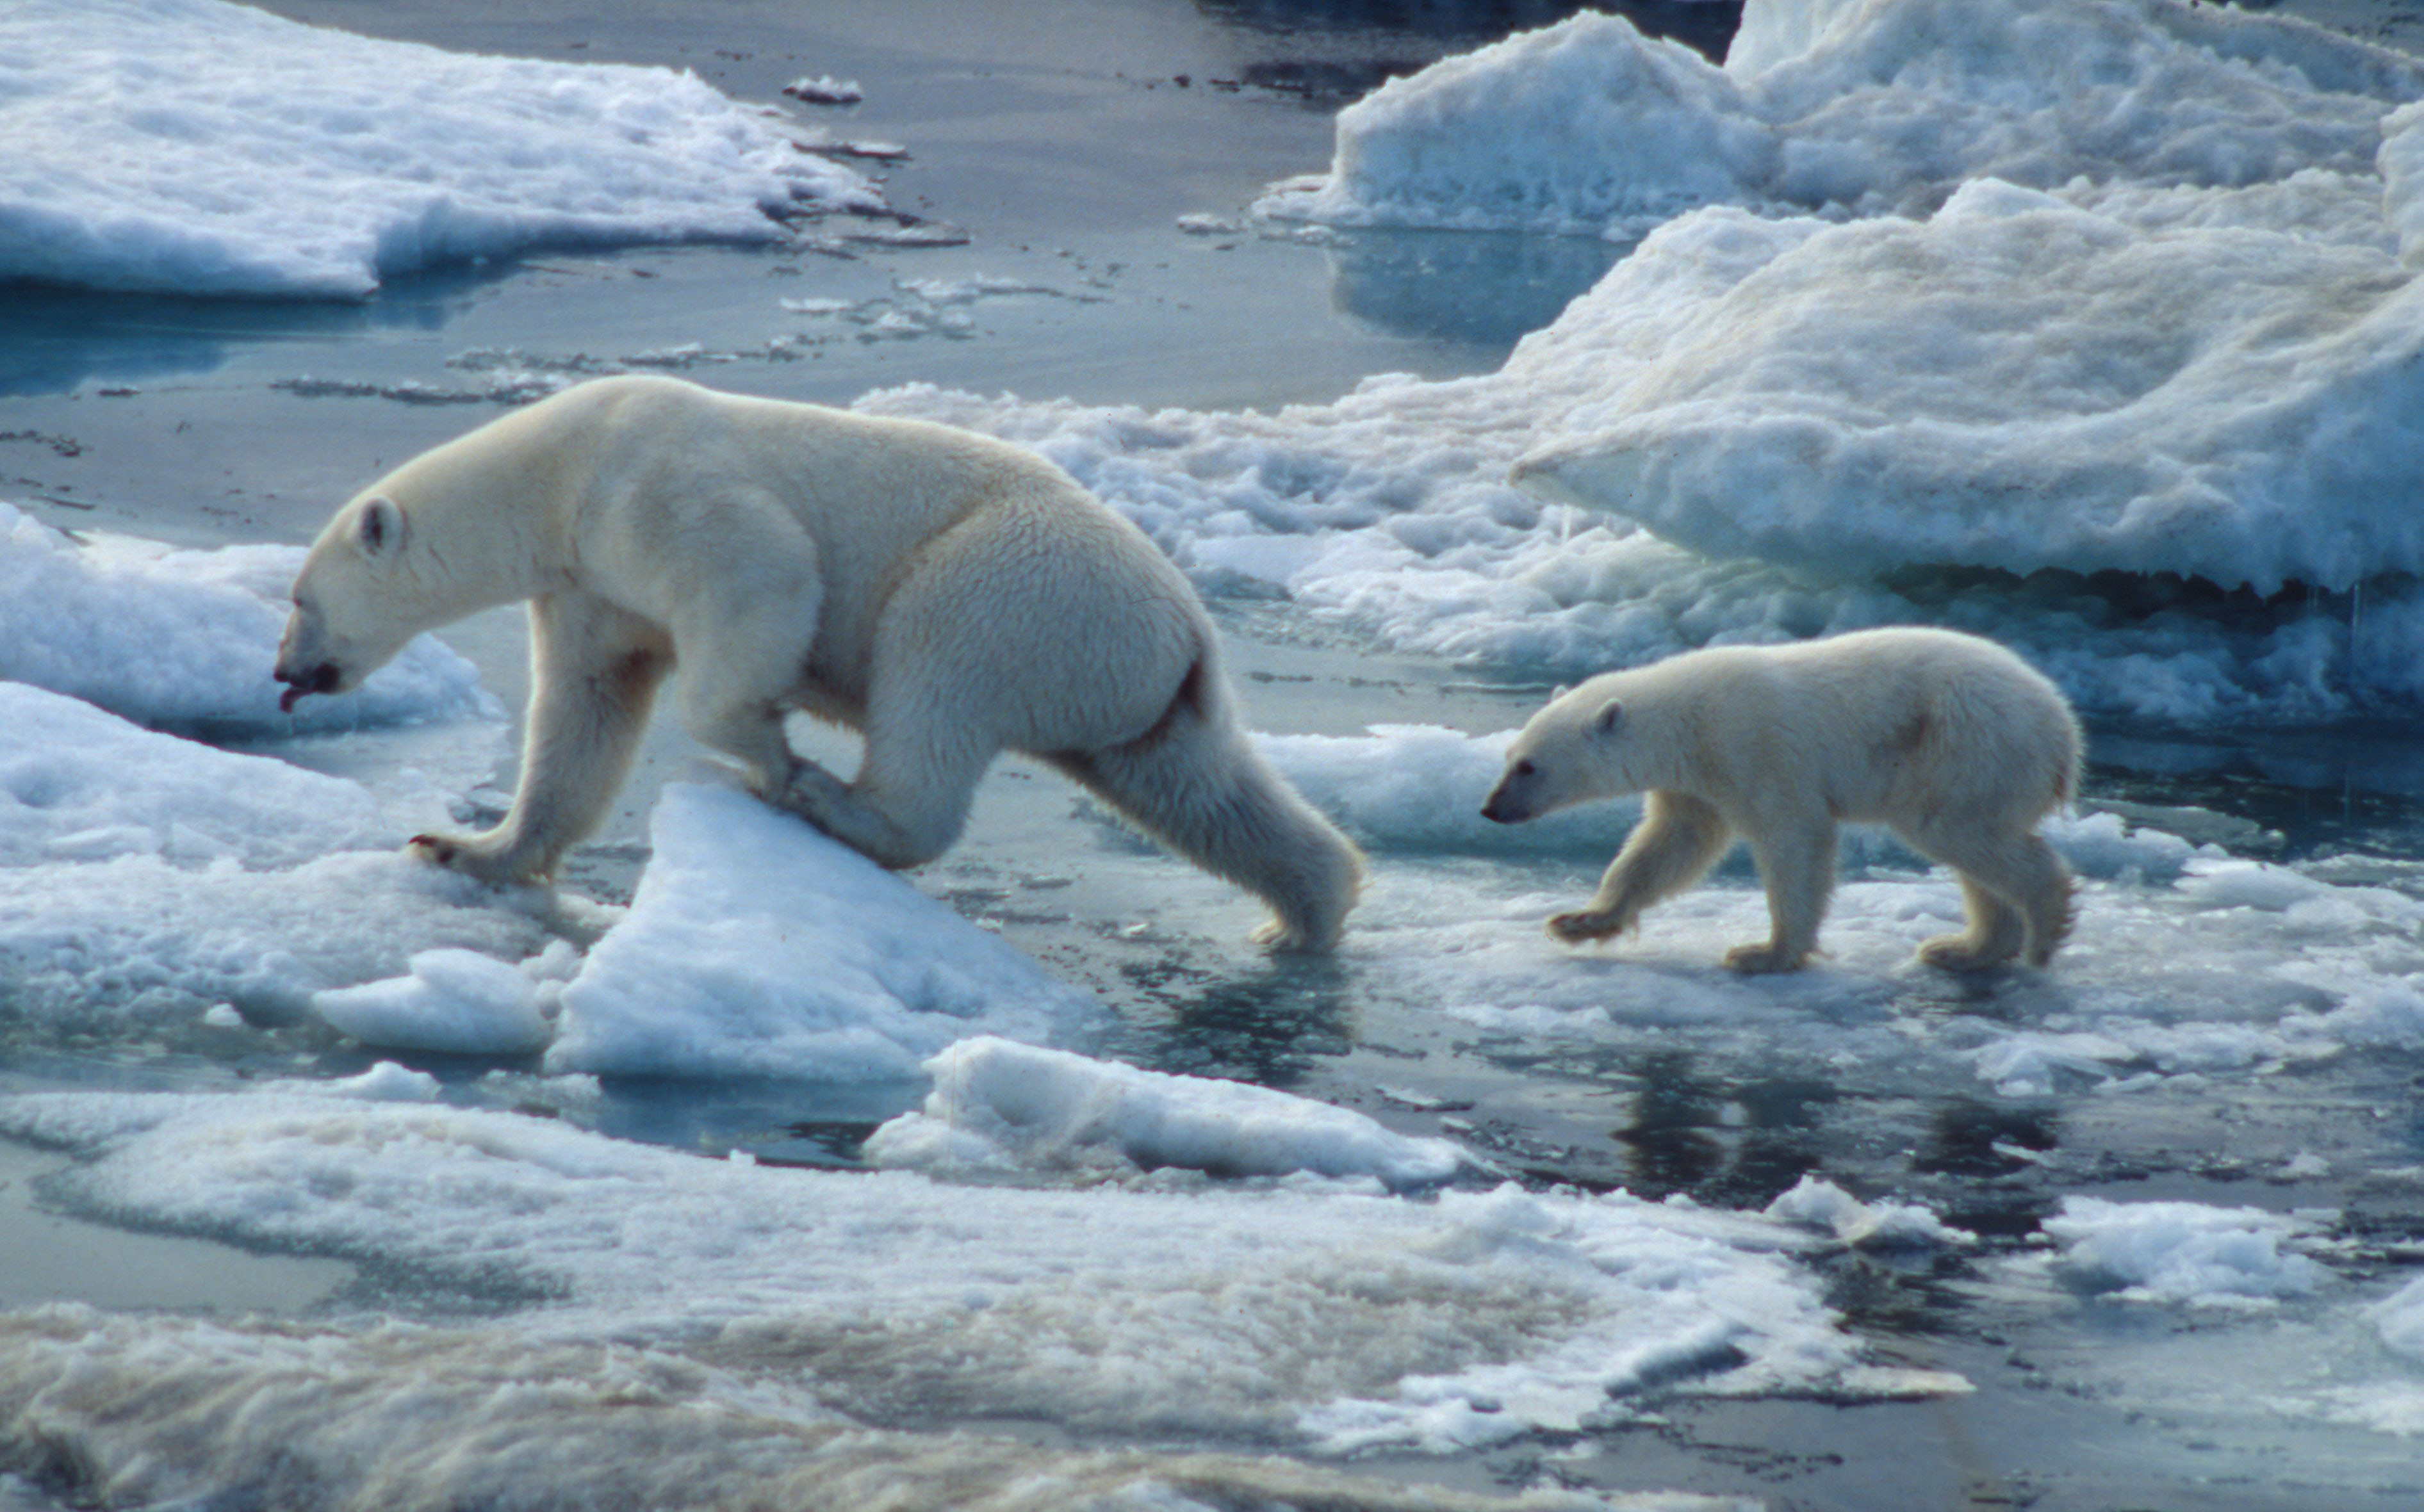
[
  {"x1": 274, "y1": 375, "x2": 1362, "y2": 950},
  {"x1": 1480, "y1": 628, "x2": 2080, "y2": 973}
]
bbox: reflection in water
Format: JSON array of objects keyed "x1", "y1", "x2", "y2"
[
  {"x1": 0, "y1": 273, "x2": 477, "y2": 398},
  {"x1": 1611, "y1": 1050, "x2": 1832, "y2": 1205},
  {"x1": 1324, "y1": 227, "x2": 1628, "y2": 349},
  {"x1": 1113, "y1": 954, "x2": 1355, "y2": 1089}
]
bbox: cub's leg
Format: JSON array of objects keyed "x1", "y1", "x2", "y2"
[
  {"x1": 1896, "y1": 818, "x2": 2074, "y2": 970},
  {"x1": 1548, "y1": 790, "x2": 1731, "y2": 945},
  {"x1": 1726, "y1": 817, "x2": 1837, "y2": 973},
  {"x1": 412, "y1": 594, "x2": 671, "y2": 882}
]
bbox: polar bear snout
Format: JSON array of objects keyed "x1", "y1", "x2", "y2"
[
  {"x1": 1480, "y1": 760, "x2": 1542, "y2": 824},
  {"x1": 275, "y1": 660, "x2": 342, "y2": 713}
]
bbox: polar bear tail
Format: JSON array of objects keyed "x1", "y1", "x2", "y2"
[{"x1": 1055, "y1": 662, "x2": 1365, "y2": 952}]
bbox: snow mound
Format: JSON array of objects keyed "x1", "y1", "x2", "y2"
[
  {"x1": 0, "y1": 0, "x2": 881, "y2": 298},
  {"x1": 0, "y1": 502, "x2": 495, "y2": 733},
  {"x1": 546, "y1": 785, "x2": 1094, "y2": 1082},
  {"x1": 865, "y1": 1037, "x2": 1468, "y2": 1190},
  {"x1": 1764, "y1": 1175, "x2": 1974, "y2": 1251},
  {"x1": 312, "y1": 947, "x2": 571, "y2": 1058}
]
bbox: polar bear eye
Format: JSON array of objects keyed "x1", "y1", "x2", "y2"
[{"x1": 1512, "y1": 759, "x2": 1536, "y2": 778}]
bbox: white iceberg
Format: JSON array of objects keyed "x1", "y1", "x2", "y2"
[{"x1": 0, "y1": 0, "x2": 880, "y2": 298}]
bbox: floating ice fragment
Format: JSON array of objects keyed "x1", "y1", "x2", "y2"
[
  {"x1": 781, "y1": 75, "x2": 863, "y2": 106},
  {"x1": 865, "y1": 1037, "x2": 1468, "y2": 1189},
  {"x1": 321, "y1": 1061, "x2": 443, "y2": 1102},
  {"x1": 2042, "y1": 1196, "x2": 2325, "y2": 1307},
  {"x1": 1763, "y1": 1175, "x2": 1975, "y2": 1250},
  {"x1": 312, "y1": 947, "x2": 558, "y2": 1057}
]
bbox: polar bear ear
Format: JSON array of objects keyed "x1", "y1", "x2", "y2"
[
  {"x1": 355, "y1": 496, "x2": 406, "y2": 562},
  {"x1": 1591, "y1": 698, "x2": 1623, "y2": 736}
]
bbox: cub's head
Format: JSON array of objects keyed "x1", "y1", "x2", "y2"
[
  {"x1": 1480, "y1": 681, "x2": 1632, "y2": 825},
  {"x1": 274, "y1": 493, "x2": 418, "y2": 712}
]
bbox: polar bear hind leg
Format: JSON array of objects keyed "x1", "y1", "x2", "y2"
[
  {"x1": 1051, "y1": 667, "x2": 1364, "y2": 952},
  {"x1": 1895, "y1": 818, "x2": 2074, "y2": 970}
]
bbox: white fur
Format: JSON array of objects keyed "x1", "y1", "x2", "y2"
[
  {"x1": 275, "y1": 376, "x2": 1362, "y2": 950},
  {"x1": 1480, "y1": 628, "x2": 2081, "y2": 973}
]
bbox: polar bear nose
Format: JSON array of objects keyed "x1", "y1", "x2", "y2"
[{"x1": 277, "y1": 661, "x2": 341, "y2": 712}]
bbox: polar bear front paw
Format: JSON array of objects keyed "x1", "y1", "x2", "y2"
[
  {"x1": 1722, "y1": 941, "x2": 1808, "y2": 975},
  {"x1": 409, "y1": 832, "x2": 541, "y2": 885},
  {"x1": 1546, "y1": 907, "x2": 1627, "y2": 943}
]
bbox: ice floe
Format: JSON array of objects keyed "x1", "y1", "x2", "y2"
[
  {"x1": 0, "y1": 1086, "x2": 1901, "y2": 1462},
  {"x1": 0, "y1": 0, "x2": 880, "y2": 298},
  {"x1": 865, "y1": 1036, "x2": 1468, "y2": 1189},
  {"x1": 544, "y1": 785, "x2": 1093, "y2": 1082}
]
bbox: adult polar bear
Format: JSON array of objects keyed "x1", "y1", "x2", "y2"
[
  {"x1": 274, "y1": 375, "x2": 1363, "y2": 950},
  {"x1": 1480, "y1": 629, "x2": 2079, "y2": 973}
]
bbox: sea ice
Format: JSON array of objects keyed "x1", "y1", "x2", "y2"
[
  {"x1": 0, "y1": 1086, "x2": 1901, "y2": 1464},
  {"x1": 0, "y1": 501, "x2": 495, "y2": 735},
  {"x1": 545, "y1": 785, "x2": 1095, "y2": 1082},
  {"x1": 312, "y1": 948, "x2": 558, "y2": 1058},
  {"x1": 1763, "y1": 1174, "x2": 1975, "y2": 1251},
  {"x1": 0, "y1": 0, "x2": 881, "y2": 298},
  {"x1": 865, "y1": 1036, "x2": 1468, "y2": 1189}
]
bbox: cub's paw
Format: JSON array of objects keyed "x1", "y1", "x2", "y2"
[
  {"x1": 1546, "y1": 908, "x2": 1626, "y2": 943},
  {"x1": 1722, "y1": 941, "x2": 1808, "y2": 975}
]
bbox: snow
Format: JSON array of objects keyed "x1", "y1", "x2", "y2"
[
  {"x1": 545, "y1": 785, "x2": 1094, "y2": 1082},
  {"x1": 0, "y1": 1086, "x2": 1897, "y2": 1472},
  {"x1": 0, "y1": 503, "x2": 495, "y2": 734},
  {"x1": 2040, "y1": 1196, "x2": 2325, "y2": 1308},
  {"x1": 0, "y1": 0, "x2": 881, "y2": 299},
  {"x1": 865, "y1": 1037, "x2": 1468, "y2": 1190}
]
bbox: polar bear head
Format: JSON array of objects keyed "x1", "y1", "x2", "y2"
[
  {"x1": 1479, "y1": 677, "x2": 1637, "y2": 824},
  {"x1": 274, "y1": 492, "x2": 422, "y2": 711}
]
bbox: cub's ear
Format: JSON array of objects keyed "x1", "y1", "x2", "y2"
[
  {"x1": 1592, "y1": 698, "x2": 1623, "y2": 736},
  {"x1": 355, "y1": 496, "x2": 405, "y2": 560}
]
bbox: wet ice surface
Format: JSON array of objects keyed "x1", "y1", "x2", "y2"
[{"x1": 9, "y1": 0, "x2": 2424, "y2": 1509}]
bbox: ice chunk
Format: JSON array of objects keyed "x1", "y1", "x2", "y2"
[
  {"x1": 312, "y1": 948, "x2": 557, "y2": 1057},
  {"x1": 0, "y1": 0, "x2": 881, "y2": 298},
  {"x1": 321, "y1": 1061, "x2": 443, "y2": 1102},
  {"x1": 2042, "y1": 1196, "x2": 2325, "y2": 1307},
  {"x1": 546, "y1": 785, "x2": 1093, "y2": 1082},
  {"x1": 865, "y1": 1037, "x2": 1468, "y2": 1189},
  {"x1": 1764, "y1": 1174, "x2": 1974, "y2": 1250},
  {"x1": 0, "y1": 503, "x2": 495, "y2": 734}
]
